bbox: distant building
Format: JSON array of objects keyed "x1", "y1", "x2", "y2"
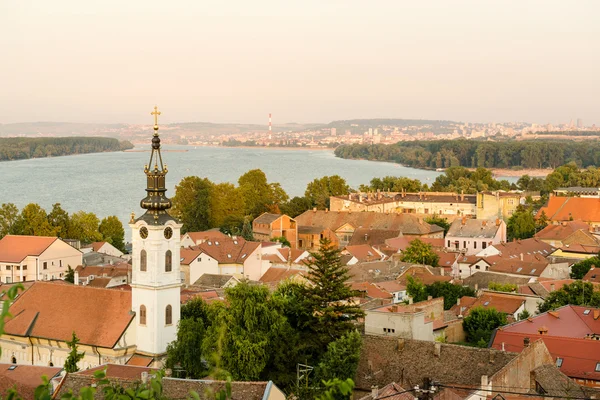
[
  {"x1": 84, "y1": 241, "x2": 124, "y2": 257},
  {"x1": 537, "y1": 196, "x2": 600, "y2": 228},
  {"x1": 252, "y1": 213, "x2": 298, "y2": 248},
  {"x1": 445, "y1": 218, "x2": 506, "y2": 255},
  {"x1": 476, "y1": 191, "x2": 523, "y2": 220}
]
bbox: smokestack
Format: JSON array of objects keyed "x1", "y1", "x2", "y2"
[
  {"x1": 268, "y1": 113, "x2": 272, "y2": 134},
  {"x1": 74, "y1": 270, "x2": 79, "y2": 285}
]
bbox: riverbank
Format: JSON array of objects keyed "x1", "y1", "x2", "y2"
[{"x1": 489, "y1": 168, "x2": 551, "y2": 178}]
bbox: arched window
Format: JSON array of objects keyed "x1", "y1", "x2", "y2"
[
  {"x1": 140, "y1": 250, "x2": 147, "y2": 272},
  {"x1": 165, "y1": 250, "x2": 172, "y2": 272},
  {"x1": 11, "y1": 356, "x2": 16, "y2": 364},
  {"x1": 140, "y1": 305, "x2": 147, "y2": 325},
  {"x1": 49, "y1": 361, "x2": 54, "y2": 367},
  {"x1": 165, "y1": 305, "x2": 172, "y2": 325}
]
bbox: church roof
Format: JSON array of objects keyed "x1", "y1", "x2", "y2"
[{"x1": 4, "y1": 282, "x2": 133, "y2": 348}]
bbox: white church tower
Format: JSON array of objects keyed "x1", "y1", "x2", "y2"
[{"x1": 130, "y1": 106, "x2": 182, "y2": 358}]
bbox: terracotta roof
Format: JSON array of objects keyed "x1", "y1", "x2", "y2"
[
  {"x1": 535, "y1": 220, "x2": 591, "y2": 241},
  {"x1": 490, "y1": 238, "x2": 556, "y2": 258},
  {"x1": 85, "y1": 277, "x2": 112, "y2": 288},
  {"x1": 461, "y1": 291, "x2": 525, "y2": 315},
  {"x1": 376, "y1": 280, "x2": 406, "y2": 293},
  {"x1": 351, "y1": 282, "x2": 393, "y2": 299},
  {"x1": 397, "y1": 266, "x2": 452, "y2": 286},
  {"x1": 195, "y1": 238, "x2": 260, "y2": 264},
  {"x1": 344, "y1": 244, "x2": 383, "y2": 263},
  {"x1": 184, "y1": 230, "x2": 229, "y2": 244},
  {"x1": 435, "y1": 250, "x2": 460, "y2": 268},
  {"x1": 349, "y1": 228, "x2": 402, "y2": 247},
  {"x1": 295, "y1": 210, "x2": 441, "y2": 236},
  {"x1": 253, "y1": 212, "x2": 283, "y2": 225},
  {"x1": 181, "y1": 289, "x2": 221, "y2": 304},
  {"x1": 491, "y1": 332, "x2": 600, "y2": 381},
  {"x1": 126, "y1": 354, "x2": 154, "y2": 367},
  {"x1": 192, "y1": 274, "x2": 237, "y2": 288},
  {"x1": 358, "y1": 382, "x2": 415, "y2": 400},
  {"x1": 4, "y1": 282, "x2": 133, "y2": 348},
  {"x1": 78, "y1": 363, "x2": 158, "y2": 380},
  {"x1": 180, "y1": 247, "x2": 202, "y2": 265},
  {"x1": 162, "y1": 378, "x2": 278, "y2": 400},
  {"x1": 346, "y1": 260, "x2": 411, "y2": 283},
  {"x1": 584, "y1": 267, "x2": 600, "y2": 283},
  {"x1": 537, "y1": 197, "x2": 600, "y2": 222},
  {"x1": 0, "y1": 235, "x2": 58, "y2": 263},
  {"x1": 447, "y1": 219, "x2": 503, "y2": 239},
  {"x1": 355, "y1": 336, "x2": 517, "y2": 391},
  {"x1": 532, "y1": 364, "x2": 585, "y2": 398},
  {"x1": 259, "y1": 266, "x2": 306, "y2": 284},
  {"x1": 500, "y1": 305, "x2": 600, "y2": 337},
  {"x1": 487, "y1": 258, "x2": 548, "y2": 277},
  {"x1": 0, "y1": 364, "x2": 61, "y2": 400},
  {"x1": 75, "y1": 265, "x2": 128, "y2": 278}
]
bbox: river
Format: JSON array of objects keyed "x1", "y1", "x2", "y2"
[{"x1": 1, "y1": 146, "x2": 447, "y2": 232}]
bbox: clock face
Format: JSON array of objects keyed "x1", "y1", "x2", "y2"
[
  {"x1": 139, "y1": 226, "x2": 149, "y2": 239},
  {"x1": 164, "y1": 227, "x2": 173, "y2": 239}
]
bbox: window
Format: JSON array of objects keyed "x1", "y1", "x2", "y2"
[
  {"x1": 11, "y1": 356, "x2": 16, "y2": 364},
  {"x1": 22, "y1": 265, "x2": 26, "y2": 270},
  {"x1": 139, "y1": 305, "x2": 147, "y2": 325},
  {"x1": 165, "y1": 250, "x2": 172, "y2": 272},
  {"x1": 596, "y1": 362, "x2": 600, "y2": 372},
  {"x1": 516, "y1": 267, "x2": 523, "y2": 273},
  {"x1": 584, "y1": 309, "x2": 591, "y2": 315},
  {"x1": 43, "y1": 262, "x2": 47, "y2": 270},
  {"x1": 5, "y1": 266, "x2": 10, "y2": 271},
  {"x1": 483, "y1": 301, "x2": 490, "y2": 306},
  {"x1": 482, "y1": 242, "x2": 487, "y2": 249},
  {"x1": 463, "y1": 241, "x2": 466, "y2": 248},
  {"x1": 60, "y1": 260, "x2": 62, "y2": 267},
  {"x1": 6, "y1": 277, "x2": 11, "y2": 283},
  {"x1": 556, "y1": 358, "x2": 563, "y2": 367},
  {"x1": 447, "y1": 240, "x2": 450, "y2": 247},
  {"x1": 140, "y1": 250, "x2": 147, "y2": 272},
  {"x1": 166, "y1": 305, "x2": 172, "y2": 325},
  {"x1": 474, "y1": 242, "x2": 477, "y2": 249}
]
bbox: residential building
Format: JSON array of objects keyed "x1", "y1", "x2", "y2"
[
  {"x1": 0, "y1": 235, "x2": 82, "y2": 283},
  {"x1": 330, "y1": 191, "x2": 477, "y2": 217},
  {"x1": 85, "y1": 241, "x2": 124, "y2": 257},
  {"x1": 583, "y1": 267, "x2": 600, "y2": 284},
  {"x1": 451, "y1": 290, "x2": 539, "y2": 321},
  {"x1": 553, "y1": 187, "x2": 600, "y2": 197},
  {"x1": 259, "y1": 266, "x2": 308, "y2": 288},
  {"x1": 490, "y1": 305, "x2": 600, "y2": 387},
  {"x1": 375, "y1": 280, "x2": 407, "y2": 303},
  {"x1": 537, "y1": 196, "x2": 600, "y2": 228},
  {"x1": 397, "y1": 265, "x2": 452, "y2": 286},
  {"x1": 445, "y1": 218, "x2": 506, "y2": 255},
  {"x1": 180, "y1": 230, "x2": 229, "y2": 248},
  {"x1": 0, "y1": 364, "x2": 62, "y2": 400},
  {"x1": 342, "y1": 244, "x2": 386, "y2": 265},
  {"x1": 535, "y1": 220, "x2": 593, "y2": 247},
  {"x1": 252, "y1": 213, "x2": 298, "y2": 248},
  {"x1": 462, "y1": 271, "x2": 531, "y2": 291},
  {"x1": 476, "y1": 191, "x2": 523, "y2": 220},
  {"x1": 191, "y1": 273, "x2": 239, "y2": 290},
  {"x1": 74, "y1": 264, "x2": 129, "y2": 288}
]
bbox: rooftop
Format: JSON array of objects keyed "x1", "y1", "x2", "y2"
[
  {"x1": 0, "y1": 235, "x2": 58, "y2": 263},
  {"x1": 447, "y1": 219, "x2": 503, "y2": 239},
  {"x1": 0, "y1": 364, "x2": 61, "y2": 400},
  {"x1": 253, "y1": 212, "x2": 284, "y2": 225},
  {"x1": 537, "y1": 196, "x2": 600, "y2": 222}
]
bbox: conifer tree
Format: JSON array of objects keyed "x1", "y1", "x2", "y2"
[
  {"x1": 302, "y1": 238, "x2": 364, "y2": 352},
  {"x1": 64, "y1": 331, "x2": 85, "y2": 373}
]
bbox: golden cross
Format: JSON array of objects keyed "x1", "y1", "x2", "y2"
[{"x1": 151, "y1": 106, "x2": 161, "y2": 126}]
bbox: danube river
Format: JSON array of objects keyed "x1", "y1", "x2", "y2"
[{"x1": 2, "y1": 146, "x2": 444, "y2": 233}]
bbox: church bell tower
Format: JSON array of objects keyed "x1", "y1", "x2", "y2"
[{"x1": 130, "y1": 106, "x2": 182, "y2": 357}]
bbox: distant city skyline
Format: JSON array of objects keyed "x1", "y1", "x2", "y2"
[{"x1": 1, "y1": 0, "x2": 598, "y2": 126}]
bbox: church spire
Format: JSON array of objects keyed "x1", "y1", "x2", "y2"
[{"x1": 138, "y1": 106, "x2": 174, "y2": 224}]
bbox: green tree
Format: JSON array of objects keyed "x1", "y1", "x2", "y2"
[
  {"x1": 13, "y1": 203, "x2": 58, "y2": 237},
  {"x1": 316, "y1": 379, "x2": 355, "y2": 400},
  {"x1": 166, "y1": 317, "x2": 208, "y2": 379},
  {"x1": 462, "y1": 307, "x2": 508, "y2": 347},
  {"x1": 47, "y1": 203, "x2": 70, "y2": 238},
  {"x1": 0, "y1": 203, "x2": 19, "y2": 238},
  {"x1": 538, "y1": 281, "x2": 600, "y2": 312},
  {"x1": 426, "y1": 281, "x2": 475, "y2": 310},
  {"x1": 302, "y1": 238, "x2": 365, "y2": 353},
  {"x1": 171, "y1": 176, "x2": 214, "y2": 233},
  {"x1": 99, "y1": 216, "x2": 126, "y2": 252},
  {"x1": 424, "y1": 215, "x2": 451, "y2": 235},
  {"x1": 507, "y1": 208, "x2": 536, "y2": 240},
  {"x1": 270, "y1": 236, "x2": 291, "y2": 247},
  {"x1": 570, "y1": 256, "x2": 599, "y2": 279},
  {"x1": 240, "y1": 216, "x2": 254, "y2": 241},
  {"x1": 64, "y1": 265, "x2": 75, "y2": 284},
  {"x1": 406, "y1": 276, "x2": 428, "y2": 303},
  {"x1": 211, "y1": 183, "x2": 245, "y2": 229},
  {"x1": 64, "y1": 331, "x2": 85, "y2": 373},
  {"x1": 518, "y1": 309, "x2": 530, "y2": 320},
  {"x1": 305, "y1": 176, "x2": 350, "y2": 210},
  {"x1": 400, "y1": 239, "x2": 440, "y2": 267},
  {"x1": 238, "y1": 169, "x2": 277, "y2": 218},
  {"x1": 280, "y1": 196, "x2": 313, "y2": 218},
  {"x1": 315, "y1": 330, "x2": 362, "y2": 383},
  {"x1": 68, "y1": 211, "x2": 102, "y2": 244},
  {"x1": 488, "y1": 282, "x2": 518, "y2": 293}
]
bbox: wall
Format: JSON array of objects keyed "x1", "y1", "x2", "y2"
[
  {"x1": 189, "y1": 256, "x2": 219, "y2": 285},
  {"x1": 365, "y1": 309, "x2": 434, "y2": 341},
  {"x1": 540, "y1": 262, "x2": 570, "y2": 280},
  {"x1": 490, "y1": 340, "x2": 553, "y2": 392},
  {"x1": 330, "y1": 195, "x2": 477, "y2": 217},
  {"x1": 98, "y1": 243, "x2": 124, "y2": 257}
]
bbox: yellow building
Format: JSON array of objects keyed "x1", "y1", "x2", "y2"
[{"x1": 476, "y1": 191, "x2": 522, "y2": 220}]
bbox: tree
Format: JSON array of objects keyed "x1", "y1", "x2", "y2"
[
  {"x1": 507, "y1": 208, "x2": 536, "y2": 241},
  {"x1": 426, "y1": 281, "x2": 475, "y2": 310},
  {"x1": 238, "y1": 169, "x2": 276, "y2": 218},
  {"x1": 171, "y1": 176, "x2": 213, "y2": 233},
  {"x1": 64, "y1": 331, "x2": 85, "y2": 373},
  {"x1": 424, "y1": 216, "x2": 451, "y2": 235},
  {"x1": 315, "y1": 330, "x2": 362, "y2": 383},
  {"x1": 302, "y1": 238, "x2": 364, "y2": 353},
  {"x1": 47, "y1": 203, "x2": 70, "y2": 238},
  {"x1": 400, "y1": 239, "x2": 440, "y2": 267},
  {"x1": 68, "y1": 211, "x2": 102, "y2": 244},
  {"x1": 518, "y1": 309, "x2": 530, "y2": 320},
  {"x1": 64, "y1": 265, "x2": 75, "y2": 284},
  {"x1": 0, "y1": 203, "x2": 19, "y2": 238},
  {"x1": 462, "y1": 307, "x2": 508, "y2": 347},
  {"x1": 13, "y1": 203, "x2": 57, "y2": 237},
  {"x1": 316, "y1": 379, "x2": 355, "y2": 400},
  {"x1": 210, "y1": 183, "x2": 245, "y2": 230},
  {"x1": 406, "y1": 276, "x2": 428, "y2": 303},
  {"x1": 99, "y1": 216, "x2": 126, "y2": 252},
  {"x1": 280, "y1": 196, "x2": 313, "y2": 218},
  {"x1": 538, "y1": 281, "x2": 600, "y2": 312},
  {"x1": 488, "y1": 282, "x2": 518, "y2": 293},
  {"x1": 305, "y1": 176, "x2": 350, "y2": 210},
  {"x1": 166, "y1": 318, "x2": 208, "y2": 379},
  {"x1": 270, "y1": 236, "x2": 291, "y2": 247},
  {"x1": 240, "y1": 217, "x2": 254, "y2": 241},
  {"x1": 570, "y1": 256, "x2": 599, "y2": 279}
]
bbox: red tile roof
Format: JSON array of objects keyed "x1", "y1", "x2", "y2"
[
  {"x1": 487, "y1": 259, "x2": 548, "y2": 277},
  {"x1": 351, "y1": 282, "x2": 393, "y2": 299},
  {"x1": 90, "y1": 241, "x2": 107, "y2": 252},
  {"x1": 0, "y1": 364, "x2": 61, "y2": 400},
  {"x1": 397, "y1": 266, "x2": 452, "y2": 286},
  {"x1": 75, "y1": 264, "x2": 128, "y2": 278},
  {"x1": 344, "y1": 244, "x2": 383, "y2": 263},
  {"x1": 195, "y1": 238, "x2": 260, "y2": 264},
  {"x1": 259, "y1": 266, "x2": 306, "y2": 284},
  {"x1": 500, "y1": 305, "x2": 600, "y2": 337},
  {"x1": 0, "y1": 235, "x2": 58, "y2": 263},
  {"x1": 491, "y1": 238, "x2": 556, "y2": 258},
  {"x1": 453, "y1": 292, "x2": 525, "y2": 316},
  {"x1": 583, "y1": 267, "x2": 600, "y2": 283},
  {"x1": 537, "y1": 197, "x2": 600, "y2": 222},
  {"x1": 126, "y1": 354, "x2": 154, "y2": 367},
  {"x1": 4, "y1": 282, "x2": 133, "y2": 348},
  {"x1": 535, "y1": 220, "x2": 591, "y2": 241},
  {"x1": 376, "y1": 280, "x2": 406, "y2": 293}
]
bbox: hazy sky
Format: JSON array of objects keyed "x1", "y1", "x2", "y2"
[{"x1": 1, "y1": 1, "x2": 598, "y2": 125}]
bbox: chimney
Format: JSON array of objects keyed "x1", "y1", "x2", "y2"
[
  {"x1": 594, "y1": 310, "x2": 600, "y2": 320},
  {"x1": 371, "y1": 386, "x2": 379, "y2": 399},
  {"x1": 461, "y1": 190, "x2": 464, "y2": 201},
  {"x1": 74, "y1": 270, "x2": 79, "y2": 285},
  {"x1": 434, "y1": 342, "x2": 441, "y2": 357},
  {"x1": 501, "y1": 342, "x2": 505, "y2": 351},
  {"x1": 481, "y1": 375, "x2": 489, "y2": 390},
  {"x1": 538, "y1": 326, "x2": 548, "y2": 335},
  {"x1": 325, "y1": 208, "x2": 329, "y2": 213},
  {"x1": 440, "y1": 268, "x2": 444, "y2": 276},
  {"x1": 397, "y1": 338, "x2": 405, "y2": 351},
  {"x1": 312, "y1": 207, "x2": 317, "y2": 212},
  {"x1": 141, "y1": 371, "x2": 149, "y2": 384},
  {"x1": 495, "y1": 218, "x2": 501, "y2": 226},
  {"x1": 348, "y1": 193, "x2": 351, "y2": 200},
  {"x1": 364, "y1": 234, "x2": 368, "y2": 242},
  {"x1": 457, "y1": 297, "x2": 461, "y2": 306},
  {"x1": 427, "y1": 295, "x2": 433, "y2": 301},
  {"x1": 408, "y1": 297, "x2": 413, "y2": 305},
  {"x1": 462, "y1": 217, "x2": 467, "y2": 225},
  {"x1": 520, "y1": 253, "x2": 523, "y2": 261},
  {"x1": 523, "y1": 337, "x2": 530, "y2": 347},
  {"x1": 482, "y1": 220, "x2": 487, "y2": 227},
  {"x1": 391, "y1": 305, "x2": 399, "y2": 313},
  {"x1": 550, "y1": 283, "x2": 555, "y2": 292}
]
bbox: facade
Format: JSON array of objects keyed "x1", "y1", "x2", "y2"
[
  {"x1": 88, "y1": 241, "x2": 124, "y2": 257},
  {"x1": 476, "y1": 191, "x2": 522, "y2": 220},
  {"x1": 129, "y1": 109, "x2": 181, "y2": 359},
  {"x1": 445, "y1": 218, "x2": 506, "y2": 255},
  {"x1": 252, "y1": 213, "x2": 298, "y2": 248},
  {"x1": 0, "y1": 235, "x2": 82, "y2": 283}
]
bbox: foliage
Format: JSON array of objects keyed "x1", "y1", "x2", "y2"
[
  {"x1": 64, "y1": 265, "x2": 75, "y2": 284},
  {"x1": 315, "y1": 330, "x2": 362, "y2": 382},
  {"x1": 240, "y1": 217, "x2": 254, "y2": 241},
  {"x1": 0, "y1": 203, "x2": 19, "y2": 239},
  {"x1": 68, "y1": 211, "x2": 102, "y2": 244},
  {"x1": 210, "y1": 183, "x2": 245, "y2": 230},
  {"x1": 0, "y1": 137, "x2": 133, "y2": 162},
  {"x1": 359, "y1": 176, "x2": 423, "y2": 193},
  {"x1": 488, "y1": 282, "x2": 518, "y2": 293},
  {"x1": 166, "y1": 317, "x2": 208, "y2": 379},
  {"x1": 570, "y1": 256, "x2": 600, "y2": 279},
  {"x1": 518, "y1": 309, "x2": 530, "y2": 320},
  {"x1": 304, "y1": 176, "x2": 350, "y2": 209},
  {"x1": 13, "y1": 203, "x2": 57, "y2": 237},
  {"x1": 406, "y1": 276, "x2": 428, "y2": 303},
  {"x1": 171, "y1": 176, "x2": 214, "y2": 233},
  {"x1": 302, "y1": 238, "x2": 365, "y2": 353},
  {"x1": 316, "y1": 378, "x2": 355, "y2": 400},
  {"x1": 280, "y1": 196, "x2": 313, "y2": 218},
  {"x1": 538, "y1": 281, "x2": 600, "y2": 312},
  {"x1": 270, "y1": 236, "x2": 291, "y2": 247},
  {"x1": 462, "y1": 307, "x2": 508, "y2": 347},
  {"x1": 426, "y1": 281, "x2": 475, "y2": 310},
  {"x1": 48, "y1": 203, "x2": 70, "y2": 238},
  {"x1": 400, "y1": 239, "x2": 440, "y2": 267},
  {"x1": 238, "y1": 169, "x2": 288, "y2": 218},
  {"x1": 507, "y1": 207, "x2": 536, "y2": 241},
  {"x1": 99, "y1": 216, "x2": 126, "y2": 252},
  {"x1": 64, "y1": 331, "x2": 85, "y2": 373},
  {"x1": 424, "y1": 215, "x2": 451, "y2": 235}
]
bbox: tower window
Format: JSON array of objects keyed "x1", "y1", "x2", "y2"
[
  {"x1": 165, "y1": 250, "x2": 172, "y2": 272},
  {"x1": 139, "y1": 305, "x2": 147, "y2": 325},
  {"x1": 140, "y1": 250, "x2": 147, "y2": 272},
  {"x1": 166, "y1": 305, "x2": 172, "y2": 325}
]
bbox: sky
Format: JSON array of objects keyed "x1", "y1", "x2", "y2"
[{"x1": 1, "y1": 1, "x2": 598, "y2": 126}]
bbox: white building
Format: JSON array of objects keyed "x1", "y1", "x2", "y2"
[{"x1": 445, "y1": 218, "x2": 506, "y2": 255}]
